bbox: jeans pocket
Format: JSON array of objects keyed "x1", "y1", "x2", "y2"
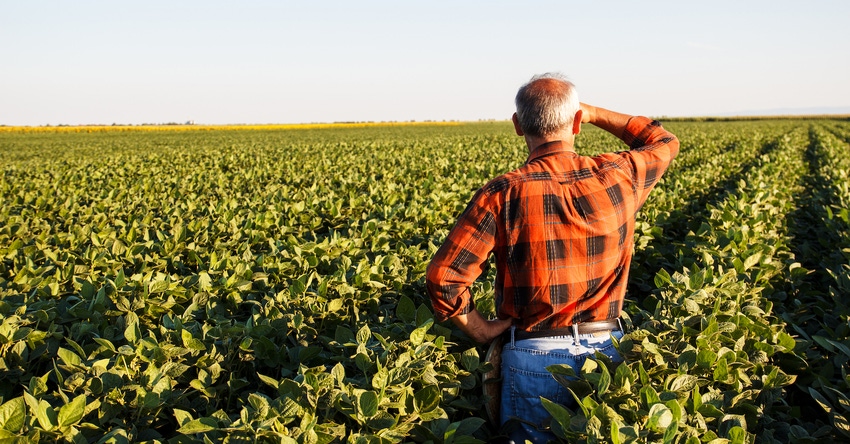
[{"x1": 506, "y1": 366, "x2": 570, "y2": 428}]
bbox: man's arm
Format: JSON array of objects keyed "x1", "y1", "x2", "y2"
[
  {"x1": 426, "y1": 188, "x2": 513, "y2": 344},
  {"x1": 580, "y1": 102, "x2": 680, "y2": 206},
  {"x1": 580, "y1": 103, "x2": 633, "y2": 138},
  {"x1": 580, "y1": 102, "x2": 679, "y2": 152}
]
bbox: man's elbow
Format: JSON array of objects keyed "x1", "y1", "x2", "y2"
[
  {"x1": 425, "y1": 260, "x2": 440, "y2": 294},
  {"x1": 660, "y1": 133, "x2": 680, "y2": 158},
  {"x1": 669, "y1": 134, "x2": 680, "y2": 158}
]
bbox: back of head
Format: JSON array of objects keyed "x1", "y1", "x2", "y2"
[{"x1": 515, "y1": 73, "x2": 579, "y2": 138}]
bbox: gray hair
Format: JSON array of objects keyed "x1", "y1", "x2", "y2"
[{"x1": 514, "y1": 73, "x2": 580, "y2": 138}]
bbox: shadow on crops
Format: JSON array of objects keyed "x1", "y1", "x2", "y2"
[
  {"x1": 824, "y1": 124, "x2": 850, "y2": 144},
  {"x1": 780, "y1": 126, "x2": 842, "y2": 324},
  {"x1": 785, "y1": 126, "x2": 838, "y2": 274},
  {"x1": 771, "y1": 125, "x2": 839, "y2": 430}
]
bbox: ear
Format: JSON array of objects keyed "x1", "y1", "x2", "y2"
[
  {"x1": 572, "y1": 110, "x2": 582, "y2": 135},
  {"x1": 511, "y1": 113, "x2": 524, "y2": 136}
]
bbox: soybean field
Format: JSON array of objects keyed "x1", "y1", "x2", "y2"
[{"x1": 1, "y1": 119, "x2": 849, "y2": 443}]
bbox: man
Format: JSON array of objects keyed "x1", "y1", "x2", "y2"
[{"x1": 426, "y1": 73, "x2": 679, "y2": 442}]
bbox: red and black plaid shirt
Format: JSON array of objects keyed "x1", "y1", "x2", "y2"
[{"x1": 426, "y1": 116, "x2": 679, "y2": 332}]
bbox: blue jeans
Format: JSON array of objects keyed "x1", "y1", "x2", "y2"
[{"x1": 499, "y1": 328, "x2": 624, "y2": 443}]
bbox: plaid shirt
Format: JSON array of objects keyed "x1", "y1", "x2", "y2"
[{"x1": 426, "y1": 116, "x2": 679, "y2": 332}]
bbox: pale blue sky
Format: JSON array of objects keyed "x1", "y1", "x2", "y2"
[{"x1": 2, "y1": 1, "x2": 848, "y2": 125}]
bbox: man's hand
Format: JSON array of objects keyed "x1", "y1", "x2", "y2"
[
  {"x1": 580, "y1": 102, "x2": 594, "y2": 124},
  {"x1": 450, "y1": 309, "x2": 513, "y2": 344}
]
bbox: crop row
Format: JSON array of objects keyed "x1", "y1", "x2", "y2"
[{"x1": 771, "y1": 124, "x2": 850, "y2": 441}]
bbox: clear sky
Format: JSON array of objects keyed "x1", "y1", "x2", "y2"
[{"x1": 2, "y1": 0, "x2": 849, "y2": 126}]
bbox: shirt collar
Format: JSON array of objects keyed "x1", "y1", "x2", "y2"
[{"x1": 526, "y1": 140, "x2": 576, "y2": 163}]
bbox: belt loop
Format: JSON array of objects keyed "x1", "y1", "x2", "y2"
[
  {"x1": 617, "y1": 318, "x2": 624, "y2": 333},
  {"x1": 572, "y1": 323, "x2": 580, "y2": 353},
  {"x1": 509, "y1": 325, "x2": 516, "y2": 348}
]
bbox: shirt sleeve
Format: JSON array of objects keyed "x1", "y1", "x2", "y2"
[
  {"x1": 618, "y1": 116, "x2": 680, "y2": 208},
  {"x1": 426, "y1": 187, "x2": 498, "y2": 322}
]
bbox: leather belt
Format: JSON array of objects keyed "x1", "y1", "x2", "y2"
[{"x1": 513, "y1": 318, "x2": 622, "y2": 341}]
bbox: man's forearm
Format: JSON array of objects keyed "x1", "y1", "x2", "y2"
[{"x1": 581, "y1": 103, "x2": 633, "y2": 140}]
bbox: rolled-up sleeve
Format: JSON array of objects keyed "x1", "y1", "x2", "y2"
[
  {"x1": 619, "y1": 117, "x2": 680, "y2": 207},
  {"x1": 426, "y1": 188, "x2": 498, "y2": 321}
]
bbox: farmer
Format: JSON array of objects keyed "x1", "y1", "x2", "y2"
[{"x1": 426, "y1": 73, "x2": 679, "y2": 442}]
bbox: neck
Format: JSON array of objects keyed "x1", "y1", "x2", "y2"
[{"x1": 525, "y1": 131, "x2": 575, "y2": 154}]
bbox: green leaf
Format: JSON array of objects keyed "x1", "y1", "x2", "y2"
[
  {"x1": 540, "y1": 397, "x2": 572, "y2": 432},
  {"x1": 198, "y1": 271, "x2": 212, "y2": 291},
  {"x1": 732, "y1": 257, "x2": 745, "y2": 274},
  {"x1": 826, "y1": 338, "x2": 850, "y2": 358},
  {"x1": 173, "y1": 408, "x2": 193, "y2": 426},
  {"x1": 613, "y1": 362, "x2": 633, "y2": 388},
  {"x1": 114, "y1": 268, "x2": 125, "y2": 288},
  {"x1": 327, "y1": 298, "x2": 343, "y2": 312},
  {"x1": 719, "y1": 415, "x2": 747, "y2": 440},
  {"x1": 289, "y1": 279, "x2": 306, "y2": 297},
  {"x1": 371, "y1": 367, "x2": 388, "y2": 391},
  {"x1": 689, "y1": 270, "x2": 704, "y2": 290},
  {"x1": 453, "y1": 417, "x2": 486, "y2": 437},
  {"x1": 638, "y1": 361, "x2": 650, "y2": 385},
  {"x1": 149, "y1": 279, "x2": 169, "y2": 294},
  {"x1": 690, "y1": 386, "x2": 702, "y2": 414},
  {"x1": 335, "y1": 326, "x2": 355, "y2": 344},
  {"x1": 248, "y1": 393, "x2": 270, "y2": 419},
  {"x1": 396, "y1": 295, "x2": 415, "y2": 323},
  {"x1": 835, "y1": 413, "x2": 850, "y2": 439},
  {"x1": 124, "y1": 313, "x2": 141, "y2": 345},
  {"x1": 813, "y1": 335, "x2": 836, "y2": 353},
  {"x1": 177, "y1": 417, "x2": 218, "y2": 434},
  {"x1": 809, "y1": 387, "x2": 834, "y2": 413},
  {"x1": 35, "y1": 398, "x2": 58, "y2": 431},
  {"x1": 646, "y1": 404, "x2": 673, "y2": 433},
  {"x1": 546, "y1": 364, "x2": 577, "y2": 378},
  {"x1": 55, "y1": 347, "x2": 81, "y2": 368},
  {"x1": 460, "y1": 348, "x2": 479, "y2": 372},
  {"x1": 654, "y1": 268, "x2": 672, "y2": 288},
  {"x1": 57, "y1": 394, "x2": 86, "y2": 427},
  {"x1": 713, "y1": 358, "x2": 729, "y2": 382},
  {"x1": 358, "y1": 391, "x2": 379, "y2": 418},
  {"x1": 410, "y1": 319, "x2": 433, "y2": 347},
  {"x1": 597, "y1": 362, "x2": 611, "y2": 396},
  {"x1": 415, "y1": 304, "x2": 433, "y2": 327},
  {"x1": 0, "y1": 397, "x2": 25, "y2": 432},
  {"x1": 256, "y1": 373, "x2": 280, "y2": 390},
  {"x1": 776, "y1": 331, "x2": 797, "y2": 352},
  {"x1": 641, "y1": 385, "x2": 661, "y2": 407},
  {"x1": 697, "y1": 403, "x2": 724, "y2": 419},
  {"x1": 81, "y1": 280, "x2": 96, "y2": 299},
  {"x1": 743, "y1": 252, "x2": 762, "y2": 270},
  {"x1": 663, "y1": 419, "x2": 678, "y2": 444},
  {"x1": 280, "y1": 397, "x2": 304, "y2": 419},
  {"x1": 697, "y1": 349, "x2": 717, "y2": 369},
  {"x1": 181, "y1": 329, "x2": 206, "y2": 351},
  {"x1": 668, "y1": 374, "x2": 698, "y2": 393},
  {"x1": 356, "y1": 324, "x2": 371, "y2": 344},
  {"x1": 333, "y1": 363, "x2": 347, "y2": 386},
  {"x1": 414, "y1": 385, "x2": 440, "y2": 413},
  {"x1": 28, "y1": 373, "x2": 50, "y2": 396}
]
